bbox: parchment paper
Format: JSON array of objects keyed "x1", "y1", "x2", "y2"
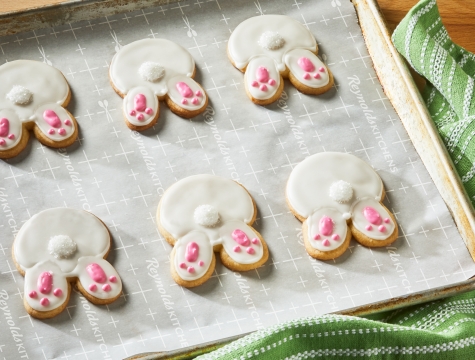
[{"x1": 1, "y1": 0, "x2": 474, "y2": 358}]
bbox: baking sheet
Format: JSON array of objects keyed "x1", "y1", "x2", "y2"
[{"x1": 1, "y1": 0, "x2": 475, "y2": 358}]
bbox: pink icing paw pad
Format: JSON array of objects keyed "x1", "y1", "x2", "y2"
[
  {"x1": 0, "y1": 118, "x2": 9, "y2": 137},
  {"x1": 298, "y1": 57, "x2": 316, "y2": 72},
  {"x1": 173, "y1": 232, "x2": 213, "y2": 281},
  {"x1": 160, "y1": 175, "x2": 267, "y2": 286},
  {"x1": 0, "y1": 60, "x2": 79, "y2": 158},
  {"x1": 176, "y1": 82, "x2": 193, "y2": 98},
  {"x1": 134, "y1": 93, "x2": 147, "y2": 112},
  {"x1": 15, "y1": 208, "x2": 122, "y2": 317},
  {"x1": 43, "y1": 109, "x2": 62, "y2": 128}
]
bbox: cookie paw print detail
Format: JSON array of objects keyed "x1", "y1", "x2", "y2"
[
  {"x1": 110, "y1": 39, "x2": 208, "y2": 131},
  {"x1": 228, "y1": 15, "x2": 334, "y2": 105},
  {"x1": 286, "y1": 152, "x2": 398, "y2": 260},
  {"x1": 13, "y1": 208, "x2": 122, "y2": 319},
  {"x1": 157, "y1": 174, "x2": 269, "y2": 287},
  {"x1": 0, "y1": 60, "x2": 78, "y2": 159}
]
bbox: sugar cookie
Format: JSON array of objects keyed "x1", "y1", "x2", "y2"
[
  {"x1": 228, "y1": 15, "x2": 334, "y2": 105},
  {"x1": 12, "y1": 208, "x2": 122, "y2": 319},
  {"x1": 0, "y1": 60, "x2": 78, "y2": 159},
  {"x1": 109, "y1": 39, "x2": 208, "y2": 130},
  {"x1": 157, "y1": 175, "x2": 269, "y2": 287},
  {"x1": 286, "y1": 152, "x2": 398, "y2": 260}
]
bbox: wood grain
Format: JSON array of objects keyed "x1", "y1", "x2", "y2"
[{"x1": 1, "y1": 0, "x2": 474, "y2": 53}]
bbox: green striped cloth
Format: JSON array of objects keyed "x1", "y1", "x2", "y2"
[
  {"x1": 392, "y1": 0, "x2": 475, "y2": 204},
  {"x1": 197, "y1": 290, "x2": 475, "y2": 359},
  {"x1": 197, "y1": 1, "x2": 475, "y2": 358}
]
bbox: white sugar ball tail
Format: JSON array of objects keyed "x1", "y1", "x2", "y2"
[
  {"x1": 6, "y1": 85, "x2": 33, "y2": 105},
  {"x1": 258, "y1": 31, "x2": 285, "y2": 51},
  {"x1": 329, "y1": 180, "x2": 353, "y2": 203},
  {"x1": 48, "y1": 235, "x2": 77, "y2": 259},
  {"x1": 139, "y1": 62, "x2": 165, "y2": 82},
  {"x1": 194, "y1": 204, "x2": 220, "y2": 227}
]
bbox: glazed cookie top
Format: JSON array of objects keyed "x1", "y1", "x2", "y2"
[
  {"x1": 0, "y1": 60, "x2": 69, "y2": 121},
  {"x1": 110, "y1": 38, "x2": 195, "y2": 97},
  {"x1": 14, "y1": 208, "x2": 111, "y2": 273},
  {"x1": 228, "y1": 15, "x2": 317, "y2": 71},
  {"x1": 286, "y1": 152, "x2": 383, "y2": 218},
  {"x1": 160, "y1": 174, "x2": 255, "y2": 241}
]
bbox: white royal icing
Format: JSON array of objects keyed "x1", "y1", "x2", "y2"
[
  {"x1": 174, "y1": 231, "x2": 213, "y2": 281},
  {"x1": 34, "y1": 103, "x2": 76, "y2": 141},
  {"x1": 306, "y1": 208, "x2": 348, "y2": 252},
  {"x1": 123, "y1": 86, "x2": 158, "y2": 126},
  {"x1": 287, "y1": 152, "x2": 383, "y2": 218},
  {"x1": 160, "y1": 174, "x2": 263, "y2": 281},
  {"x1": 284, "y1": 48, "x2": 330, "y2": 88},
  {"x1": 351, "y1": 198, "x2": 395, "y2": 240},
  {"x1": 0, "y1": 109, "x2": 22, "y2": 150},
  {"x1": 160, "y1": 175, "x2": 255, "y2": 241},
  {"x1": 110, "y1": 38, "x2": 195, "y2": 97},
  {"x1": 220, "y1": 220, "x2": 263, "y2": 265},
  {"x1": 245, "y1": 56, "x2": 281, "y2": 100},
  {"x1": 14, "y1": 208, "x2": 122, "y2": 312},
  {"x1": 228, "y1": 15, "x2": 317, "y2": 72},
  {"x1": 287, "y1": 152, "x2": 390, "y2": 249},
  {"x1": 166, "y1": 75, "x2": 207, "y2": 111},
  {"x1": 0, "y1": 60, "x2": 75, "y2": 147}
]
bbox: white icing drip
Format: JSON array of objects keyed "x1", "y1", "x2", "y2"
[
  {"x1": 48, "y1": 235, "x2": 77, "y2": 259},
  {"x1": 258, "y1": 31, "x2": 285, "y2": 50},
  {"x1": 194, "y1": 205, "x2": 220, "y2": 227},
  {"x1": 6, "y1": 85, "x2": 32, "y2": 105},
  {"x1": 139, "y1": 61, "x2": 165, "y2": 82},
  {"x1": 286, "y1": 152, "x2": 383, "y2": 218},
  {"x1": 228, "y1": 15, "x2": 317, "y2": 72},
  {"x1": 329, "y1": 180, "x2": 353, "y2": 203},
  {"x1": 110, "y1": 39, "x2": 195, "y2": 96}
]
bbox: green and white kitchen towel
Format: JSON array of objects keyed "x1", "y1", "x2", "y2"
[
  {"x1": 197, "y1": 0, "x2": 475, "y2": 358},
  {"x1": 392, "y1": 0, "x2": 475, "y2": 204},
  {"x1": 197, "y1": 290, "x2": 475, "y2": 359}
]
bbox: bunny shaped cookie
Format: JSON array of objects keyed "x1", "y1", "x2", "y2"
[
  {"x1": 286, "y1": 152, "x2": 398, "y2": 260},
  {"x1": 0, "y1": 60, "x2": 78, "y2": 159},
  {"x1": 228, "y1": 15, "x2": 334, "y2": 105},
  {"x1": 109, "y1": 38, "x2": 208, "y2": 131},
  {"x1": 13, "y1": 208, "x2": 122, "y2": 319},
  {"x1": 157, "y1": 175, "x2": 269, "y2": 287}
]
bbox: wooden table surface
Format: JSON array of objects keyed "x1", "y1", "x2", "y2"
[{"x1": 1, "y1": 0, "x2": 474, "y2": 52}]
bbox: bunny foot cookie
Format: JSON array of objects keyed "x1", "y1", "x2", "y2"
[
  {"x1": 286, "y1": 152, "x2": 398, "y2": 260},
  {"x1": 228, "y1": 15, "x2": 334, "y2": 105},
  {"x1": 157, "y1": 175, "x2": 269, "y2": 287},
  {"x1": 13, "y1": 208, "x2": 122, "y2": 319},
  {"x1": 109, "y1": 39, "x2": 208, "y2": 131},
  {"x1": 0, "y1": 60, "x2": 78, "y2": 159}
]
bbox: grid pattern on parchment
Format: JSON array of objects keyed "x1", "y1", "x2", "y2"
[{"x1": 0, "y1": 0, "x2": 474, "y2": 359}]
